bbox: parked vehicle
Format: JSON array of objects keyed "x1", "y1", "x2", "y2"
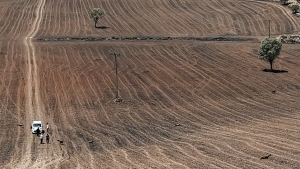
[{"x1": 30, "y1": 121, "x2": 43, "y2": 134}]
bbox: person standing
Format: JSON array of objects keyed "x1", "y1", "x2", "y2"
[
  {"x1": 46, "y1": 123, "x2": 50, "y2": 133},
  {"x1": 40, "y1": 133, "x2": 43, "y2": 144},
  {"x1": 46, "y1": 134, "x2": 50, "y2": 144},
  {"x1": 36, "y1": 127, "x2": 40, "y2": 136}
]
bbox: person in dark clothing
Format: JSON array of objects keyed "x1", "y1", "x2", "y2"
[
  {"x1": 46, "y1": 134, "x2": 50, "y2": 144},
  {"x1": 36, "y1": 127, "x2": 40, "y2": 136}
]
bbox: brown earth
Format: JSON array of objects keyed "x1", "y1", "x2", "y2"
[{"x1": 1, "y1": 0, "x2": 300, "y2": 168}]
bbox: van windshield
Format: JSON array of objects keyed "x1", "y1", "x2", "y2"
[{"x1": 33, "y1": 124, "x2": 41, "y2": 127}]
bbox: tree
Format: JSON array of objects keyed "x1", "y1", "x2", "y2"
[
  {"x1": 291, "y1": 4, "x2": 300, "y2": 14},
  {"x1": 258, "y1": 37, "x2": 282, "y2": 71},
  {"x1": 280, "y1": 0, "x2": 288, "y2": 5},
  {"x1": 90, "y1": 8, "x2": 105, "y2": 28}
]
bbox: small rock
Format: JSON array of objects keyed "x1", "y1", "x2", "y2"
[
  {"x1": 114, "y1": 98, "x2": 123, "y2": 103},
  {"x1": 260, "y1": 154, "x2": 271, "y2": 159}
]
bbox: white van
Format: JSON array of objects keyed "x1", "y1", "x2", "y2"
[{"x1": 31, "y1": 121, "x2": 43, "y2": 134}]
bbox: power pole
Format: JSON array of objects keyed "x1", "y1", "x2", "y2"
[
  {"x1": 110, "y1": 52, "x2": 120, "y2": 99},
  {"x1": 268, "y1": 20, "x2": 271, "y2": 38}
]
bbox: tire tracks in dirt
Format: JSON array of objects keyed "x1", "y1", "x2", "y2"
[
  {"x1": 13, "y1": 0, "x2": 63, "y2": 168},
  {"x1": 19, "y1": 0, "x2": 44, "y2": 166}
]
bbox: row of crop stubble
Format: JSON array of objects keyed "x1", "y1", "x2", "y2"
[
  {"x1": 35, "y1": 0, "x2": 300, "y2": 38},
  {"x1": 26, "y1": 40, "x2": 300, "y2": 168}
]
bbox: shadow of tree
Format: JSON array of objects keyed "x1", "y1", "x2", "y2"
[
  {"x1": 95, "y1": 26, "x2": 109, "y2": 29},
  {"x1": 263, "y1": 69, "x2": 288, "y2": 73}
]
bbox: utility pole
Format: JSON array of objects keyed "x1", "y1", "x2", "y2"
[
  {"x1": 268, "y1": 20, "x2": 271, "y2": 38},
  {"x1": 110, "y1": 52, "x2": 120, "y2": 99}
]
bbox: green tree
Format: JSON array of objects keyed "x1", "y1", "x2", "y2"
[
  {"x1": 280, "y1": 0, "x2": 288, "y2": 5},
  {"x1": 258, "y1": 37, "x2": 282, "y2": 71},
  {"x1": 291, "y1": 4, "x2": 300, "y2": 14},
  {"x1": 90, "y1": 8, "x2": 105, "y2": 28}
]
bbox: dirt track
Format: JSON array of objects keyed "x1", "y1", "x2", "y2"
[{"x1": 1, "y1": 0, "x2": 300, "y2": 168}]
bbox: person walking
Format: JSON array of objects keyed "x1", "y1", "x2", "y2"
[
  {"x1": 40, "y1": 133, "x2": 43, "y2": 144},
  {"x1": 46, "y1": 134, "x2": 50, "y2": 144},
  {"x1": 46, "y1": 123, "x2": 50, "y2": 133}
]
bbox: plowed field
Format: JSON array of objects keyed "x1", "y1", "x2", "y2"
[{"x1": 1, "y1": 0, "x2": 300, "y2": 169}]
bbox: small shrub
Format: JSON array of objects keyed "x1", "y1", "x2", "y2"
[
  {"x1": 280, "y1": 0, "x2": 289, "y2": 5},
  {"x1": 291, "y1": 4, "x2": 300, "y2": 14}
]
